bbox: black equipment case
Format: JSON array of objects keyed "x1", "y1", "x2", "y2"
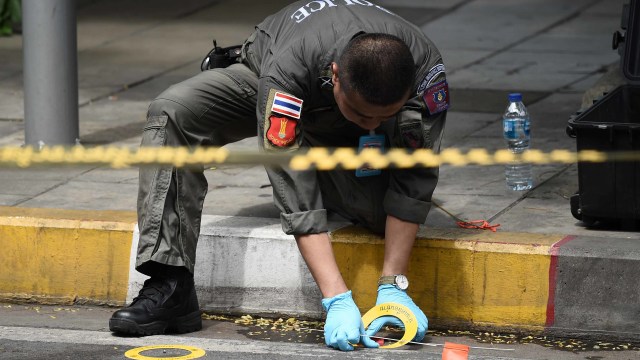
[{"x1": 567, "y1": 0, "x2": 640, "y2": 226}]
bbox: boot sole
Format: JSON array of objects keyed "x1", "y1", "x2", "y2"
[
  {"x1": 109, "y1": 318, "x2": 167, "y2": 336},
  {"x1": 109, "y1": 310, "x2": 202, "y2": 336},
  {"x1": 168, "y1": 310, "x2": 203, "y2": 334}
]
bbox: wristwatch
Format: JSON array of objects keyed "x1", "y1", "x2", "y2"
[{"x1": 378, "y1": 274, "x2": 409, "y2": 290}]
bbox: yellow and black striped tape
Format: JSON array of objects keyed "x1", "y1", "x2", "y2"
[{"x1": 0, "y1": 145, "x2": 636, "y2": 170}]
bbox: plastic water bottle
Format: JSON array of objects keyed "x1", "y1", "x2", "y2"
[{"x1": 503, "y1": 93, "x2": 533, "y2": 191}]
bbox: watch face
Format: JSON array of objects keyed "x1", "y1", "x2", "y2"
[{"x1": 395, "y1": 275, "x2": 409, "y2": 290}]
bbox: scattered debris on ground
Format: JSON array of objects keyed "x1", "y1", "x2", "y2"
[
  {"x1": 429, "y1": 329, "x2": 640, "y2": 353},
  {"x1": 202, "y1": 312, "x2": 640, "y2": 353}
]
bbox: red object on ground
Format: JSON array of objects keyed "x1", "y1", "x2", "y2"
[
  {"x1": 456, "y1": 219, "x2": 500, "y2": 232},
  {"x1": 442, "y1": 342, "x2": 470, "y2": 360}
]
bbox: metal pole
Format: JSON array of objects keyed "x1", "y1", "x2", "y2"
[{"x1": 22, "y1": 0, "x2": 79, "y2": 147}]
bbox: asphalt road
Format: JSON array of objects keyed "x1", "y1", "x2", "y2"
[{"x1": 1, "y1": 303, "x2": 638, "y2": 360}]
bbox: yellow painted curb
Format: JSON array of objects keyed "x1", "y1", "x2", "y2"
[
  {"x1": 0, "y1": 207, "x2": 137, "y2": 306},
  {"x1": 331, "y1": 226, "x2": 564, "y2": 331}
]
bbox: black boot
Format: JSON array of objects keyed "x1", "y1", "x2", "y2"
[{"x1": 109, "y1": 272, "x2": 202, "y2": 335}]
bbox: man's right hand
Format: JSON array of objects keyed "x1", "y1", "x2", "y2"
[{"x1": 322, "y1": 290, "x2": 380, "y2": 351}]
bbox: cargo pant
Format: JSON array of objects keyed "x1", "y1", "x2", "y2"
[{"x1": 135, "y1": 61, "x2": 259, "y2": 275}]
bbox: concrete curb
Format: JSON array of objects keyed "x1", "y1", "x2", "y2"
[
  {"x1": 1, "y1": 207, "x2": 639, "y2": 341},
  {"x1": 0, "y1": 207, "x2": 136, "y2": 306},
  {"x1": 548, "y1": 235, "x2": 640, "y2": 341}
]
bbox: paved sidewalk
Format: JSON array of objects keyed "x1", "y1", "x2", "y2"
[{"x1": 1, "y1": 0, "x2": 639, "y2": 343}]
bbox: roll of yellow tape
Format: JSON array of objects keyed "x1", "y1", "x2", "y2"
[{"x1": 361, "y1": 302, "x2": 418, "y2": 349}]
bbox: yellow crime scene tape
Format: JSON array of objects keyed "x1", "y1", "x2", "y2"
[{"x1": 0, "y1": 145, "x2": 638, "y2": 170}]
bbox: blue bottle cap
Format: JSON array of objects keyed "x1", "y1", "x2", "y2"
[{"x1": 508, "y1": 93, "x2": 523, "y2": 102}]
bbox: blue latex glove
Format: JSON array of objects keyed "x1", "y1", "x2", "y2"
[
  {"x1": 322, "y1": 290, "x2": 380, "y2": 351},
  {"x1": 365, "y1": 284, "x2": 429, "y2": 342}
]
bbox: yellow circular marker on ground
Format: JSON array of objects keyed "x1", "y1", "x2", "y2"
[
  {"x1": 124, "y1": 345, "x2": 206, "y2": 360},
  {"x1": 361, "y1": 302, "x2": 418, "y2": 349}
]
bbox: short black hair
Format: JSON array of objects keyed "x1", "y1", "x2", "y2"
[{"x1": 337, "y1": 33, "x2": 415, "y2": 105}]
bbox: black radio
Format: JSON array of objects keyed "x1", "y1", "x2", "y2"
[{"x1": 200, "y1": 40, "x2": 242, "y2": 71}]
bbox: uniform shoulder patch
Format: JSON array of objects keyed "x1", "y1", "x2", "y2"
[
  {"x1": 423, "y1": 80, "x2": 450, "y2": 115},
  {"x1": 267, "y1": 115, "x2": 298, "y2": 147},
  {"x1": 417, "y1": 63, "x2": 446, "y2": 95},
  {"x1": 271, "y1": 91, "x2": 303, "y2": 119}
]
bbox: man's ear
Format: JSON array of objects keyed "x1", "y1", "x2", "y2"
[{"x1": 331, "y1": 62, "x2": 339, "y2": 84}]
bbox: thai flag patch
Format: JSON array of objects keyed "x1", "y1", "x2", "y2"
[{"x1": 271, "y1": 91, "x2": 303, "y2": 119}]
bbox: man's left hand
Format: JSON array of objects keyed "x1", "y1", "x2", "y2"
[{"x1": 364, "y1": 284, "x2": 428, "y2": 342}]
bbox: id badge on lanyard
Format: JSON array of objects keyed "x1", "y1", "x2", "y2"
[{"x1": 356, "y1": 131, "x2": 385, "y2": 177}]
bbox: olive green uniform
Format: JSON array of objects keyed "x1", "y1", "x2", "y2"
[{"x1": 136, "y1": 0, "x2": 448, "y2": 275}]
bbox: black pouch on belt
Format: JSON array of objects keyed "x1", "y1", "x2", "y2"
[{"x1": 200, "y1": 40, "x2": 243, "y2": 71}]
